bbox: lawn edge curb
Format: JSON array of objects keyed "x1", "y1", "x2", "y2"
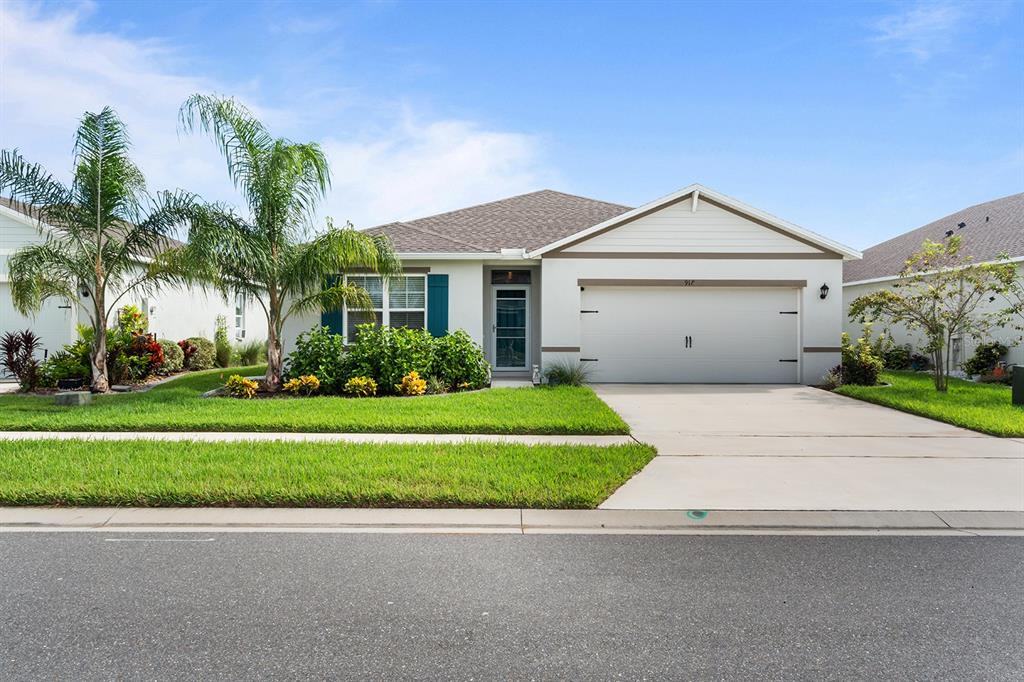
[{"x1": 2, "y1": 508, "x2": 1021, "y2": 535}]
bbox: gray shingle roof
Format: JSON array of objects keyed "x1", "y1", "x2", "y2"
[
  {"x1": 844, "y1": 193, "x2": 1024, "y2": 283},
  {"x1": 363, "y1": 189, "x2": 632, "y2": 253}
]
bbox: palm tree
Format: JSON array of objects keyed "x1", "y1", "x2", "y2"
[
  {"x1": 1, "y1": 108, "x2": 202, "y2": 392},
  {"x1": 178, "y1": 94, "x2": 401, "y2": 390}
]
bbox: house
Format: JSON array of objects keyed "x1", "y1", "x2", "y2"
[
  {"x1": 843, "y1": 193, "x2": 1024, "y2": 369},
  {"x1": 285, "y1": 183, "x2": 862, "y2": 384},
  {"x1": 0, "y1": 199, "x2": 258, "y2": 364}
]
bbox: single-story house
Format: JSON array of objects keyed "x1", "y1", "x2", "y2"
[
  {"x1": 843, "y1": 193, "x2": 1024, "y2": 369},
  {"x1": 0, "y1": 198, "x2": 259, "y2": 365},
  {"x1": 285, "y1": 183, "x2": 862, "y2": 384}
]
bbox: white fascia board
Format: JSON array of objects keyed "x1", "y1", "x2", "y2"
[
  {"x1": 843, "y1": 255, "x2": 1024, "y2": 287},
  {"x1": 0, "y1": 203, "x2": 50, "y2": 234},
  {"x1": 527, "y1": 183, "x2": 863, "y2": 260},
  {"x1": 397, "y1": 252, "x2": 525, "y2": 260}
]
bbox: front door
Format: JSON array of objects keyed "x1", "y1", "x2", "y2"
[{"x1": 493, "y1": 286, "x2": 530, "y2": 370}]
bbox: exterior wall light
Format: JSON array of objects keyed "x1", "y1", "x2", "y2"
[{"x1": 819, "y1": 283, "x2": 830, "y2": 300}]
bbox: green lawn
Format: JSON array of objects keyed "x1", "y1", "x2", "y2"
[
  {"x1": 0, "y1": 366, "x2": 629, "y2": 435},
  {"x1": 0, "y1": 439, "x2": 654, "y2": 508},
  {"x1": 836, "y1": 370, "x2": 1024, "y2": 437}
]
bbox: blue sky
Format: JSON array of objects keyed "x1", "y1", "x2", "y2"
[{"x1": 2, "y1": 0, "x2": 1022, "y2": 248}]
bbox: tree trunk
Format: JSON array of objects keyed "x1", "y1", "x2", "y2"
[
  {"x1": 90, "y1": 327, "x2": 110, "y2": 393},
  {"x1": 265, "y1": 327, "x2": 283, "y2": 392},
  {"x1": 932, "y1": 347, "x2": 947, "y2": 392}
]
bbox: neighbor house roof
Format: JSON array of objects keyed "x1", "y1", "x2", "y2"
[
  {"x1": 362, "y1": 189, "x2": 632, "y2": 254},
  {"x1": 844, "y1": 193, "x2": 1024, "y2": 284},
  {"x1": 1, "y1": 196, "x2": 186, "y2": 249}
]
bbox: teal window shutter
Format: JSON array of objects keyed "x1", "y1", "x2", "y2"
[
  {"x1": 427, "y1": 274, "x2": 449, "y2": 337},
  {"x1": 321, "y1": 275, "x2": 343, "y2": 334}
]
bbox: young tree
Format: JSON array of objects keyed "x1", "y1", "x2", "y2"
[
  {"x1": 1, "y1": 108, "x2": 201, "y2": 392},
  {"x1": 178, "y1": 94, "x2": 401, "y2": 391},
  {"x1": 848, "y1": 236, "x2": 1017, "y2": 391}
]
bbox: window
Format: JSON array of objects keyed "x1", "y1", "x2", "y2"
[
  {"x1": 491, "y1": 270, "x2": 531, "y2": 285},
  {"x1": 344, "y1": 275, "x2": 426, "y2": 341},
  {"x1": 235, "y1": 293, "x2": 246, "y2": 340}
]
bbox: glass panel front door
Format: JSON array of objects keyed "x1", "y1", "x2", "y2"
[{"x1": 494, "y1": 287, "x2": 528, "y2": 369}]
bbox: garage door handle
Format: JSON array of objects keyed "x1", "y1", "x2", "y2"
[
  {"x1": 779, "y1": 359, "x2": 798, "y2": 363},
  {"x1": 580, "y1": 358, "x2": 599, "y2": 362},
  {"x1": 580, "y1": 310, "x2": 599, "y2": 314}
]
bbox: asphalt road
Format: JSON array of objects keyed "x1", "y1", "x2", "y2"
[{"x1": 2, "y1": 533, "x2": 1022, "y2": 681}]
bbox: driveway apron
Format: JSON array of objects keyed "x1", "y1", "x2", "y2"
[{"x1": 595, "y1": 384, "x2": 1024, "y2": 511}]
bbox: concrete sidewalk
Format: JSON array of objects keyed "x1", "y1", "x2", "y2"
[
  {"x1": 0, "y1": 431, "x2": 635, "y2": 446},
  {"x1": 2, "y1": 507, "x2": 1022, "y2": 535}
]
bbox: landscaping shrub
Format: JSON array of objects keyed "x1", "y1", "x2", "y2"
[
  {"x1": 283, "y1": 374, "x2": 321, "y2": 396},
  {"x1": 236, "y1": 339, "x2": 266, "y2": 366},
  {"x1": 545, "y1": 360, "x2": 591, "y2": 387},
  {"x1": 344, "y1": 376, "x2": 378, "y2": 397},
  {"x1": 840, "y1": 330, "x2": 884, "y2": 386},
  {"x1": 214, "y1": 315, "x2": 232, "y2": 368},
  {"x1": 962, "y1": 342, "x2": 1008, "y2": 377},
  {"x1": 821, "y1": 364, "x2": 844, "y2": 390},
  {"x1": 1, "y1": 330, "x2": 42, "y2": 391},
  {"x1": 395, "y1": 370, "x2": 427, "y2": 396},
  {"x1": 285, "y1": 326, "x2": 347, "y2": 394},
  {"x1": 909, "y1": 352, "x2": 930, "y2": 371},
  {"x1": 117, "y1": 305, "x2": 147, "y2": 334},
  {"x1": 425, "y1": 375, "x2": 447, "y2": 394},
  {"x1": 158, "y1": 339, "x2": 184, "y2": 374},
  {"x1": 177, "y1": 339, "x2": 197, "y2": 369},
  {"x1": 344, "y1": 324, "x2": 435, "y2": 394},
  {"x1": 881, "y1": 344, "x2": 912, "y2": 370},
  {"x1": 39, "y1": 351, "x2": 89, "y2": 388},
  {"x1": 433, "y1": 330, "x2": 490, "y2": 390},
  {"x1": 225, "y1": 374, "x2": 258, "y2": 398},
  {"x1": 184, "y1": 337, "x2": 215, "y2": 371}
]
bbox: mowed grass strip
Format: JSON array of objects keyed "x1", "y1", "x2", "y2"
[
  {"x1": 0, "y1": 366, "x2": 629, "y2": 435},
  {"x1": 836, "y1": 370, "x2": 1024, "y2": 437},
  {"x1": 0, "y1": 439, "x2": 655, "y2": 508}
]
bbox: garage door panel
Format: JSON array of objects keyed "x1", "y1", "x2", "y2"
[{"x1": 580, "y1": 286, "x2": 798, "y2": 383}]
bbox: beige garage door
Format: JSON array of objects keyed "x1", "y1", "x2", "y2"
[{"x1": 579, "y1": 286, "x2": 800, "y2": 383}]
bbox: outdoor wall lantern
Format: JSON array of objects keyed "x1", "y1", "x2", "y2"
[{"x1": 819, "y1": 283, "x2": 830, "y2": 300}]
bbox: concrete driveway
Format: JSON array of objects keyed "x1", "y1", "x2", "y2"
[{"x1": 595, "y1": 384, "x2": 1024, "y2": 512}]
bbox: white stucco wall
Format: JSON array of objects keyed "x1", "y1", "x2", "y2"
[
  {"x1": 281, "y1": 260, "x2": 486, "y2": 358},
  {"x1": 540, "y1": 256, "x2": 845, "y2": 384},
  {"x1": 843, "y1": 264, "x2": 1024, "y2": 369}
]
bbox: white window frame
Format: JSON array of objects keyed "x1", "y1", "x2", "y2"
[
  {"x1": 343, "y1": 274, "x2": 427, "y2": 341},
  {"x1": 234, "y1": 293, "x2": 246, "y2": 340}
]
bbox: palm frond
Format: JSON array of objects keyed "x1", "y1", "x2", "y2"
[
  {"x1": 278, "y1": 220, "x2": 402, "y2": 300},
  {"x1": 286, "y1": 283, "x2": 374, "y2": 321},
  {"x1": 179, "y1": 94, "x2": 275, "y2": 210},
  {"x1": 7, "y1": 241, "x2": 85, "y2": 315},
  {"x1": 0, "y1": 149, "x2": 73, "y2": 228}
]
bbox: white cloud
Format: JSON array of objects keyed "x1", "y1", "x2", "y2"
[
  {"x1": 870, "y1": 1, "x2": 965, "y2": 62},
  {"x1": 321, "y1": 114, "x2": 555, "y2": 229},
  {"x1": 0, "y1": 1, "x2": 554, "y2": 234}
]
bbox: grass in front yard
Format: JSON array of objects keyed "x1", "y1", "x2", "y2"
[
  {"x1": 836, "y1": 370, "x2": 1024, "y2": 437},
  {"x1": 0, "y1": 366, "x2": 628, "y2": 435},
  {"x1": 0, "y1": 439, "x2": 655, "y2": 508}
]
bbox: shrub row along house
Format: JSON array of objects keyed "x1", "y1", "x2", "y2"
[
  {"x1": 284, "y1": 184, "x2": 862, "y2": 385},
  {"x1": 842, "y1": 193, "x2": 1024, "y2": 372}
]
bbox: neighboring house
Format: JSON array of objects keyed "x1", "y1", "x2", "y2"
[
  {"x1": 0, "y1": 199, "x2": 259, "y2": 364},
  {"x1": 843, "y1": 193, "x2": 1024, "y2": 369},
  {"x1": 284, "y1": 184, "x2": 861, "y2": 384}
]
